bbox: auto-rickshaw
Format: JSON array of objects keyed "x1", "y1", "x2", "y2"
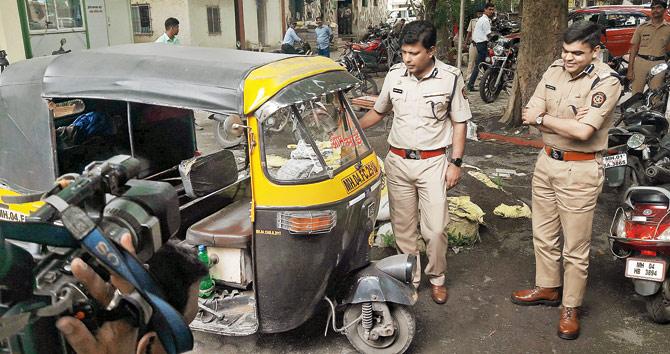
[{"x1": 0, "y1": 44, "x2": 417, "y2": 353}]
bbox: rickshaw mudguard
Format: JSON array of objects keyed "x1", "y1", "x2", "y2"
[{"x1": 341, "y1": 266, "x2": 418, "y2": 306}]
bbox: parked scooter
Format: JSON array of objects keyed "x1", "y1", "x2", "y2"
[
  {"x1": 609, "y1": 186, "x2": 670, "y2": 323},
  {"x1": 275, "y1": 41, "x2": 313, "y2": 55}
]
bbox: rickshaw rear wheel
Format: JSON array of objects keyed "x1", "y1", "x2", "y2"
[{"x1": 343, "y1": 303, "x2": 415, "y2": 354}]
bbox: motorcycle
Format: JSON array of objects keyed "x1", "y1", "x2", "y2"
[
  {"x1": 604, "y1": 62, "x2": 670, "y2": 191},
  {"x1": 275, "y1": 41, "x2": 313, "y2": 55},
  {"x1": 338, "y1": 51, "x2": 379, "y2": 97},
  {"x1": 478, "y1": 36, "x2": 519, "y2": 103},
  {"x1": 609, "y1": 185, "x2": 670, "y2": 323}
]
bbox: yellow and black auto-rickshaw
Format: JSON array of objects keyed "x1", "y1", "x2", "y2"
[{"x1": 0, "y1": 44, "x2": 417, "y2": 353}]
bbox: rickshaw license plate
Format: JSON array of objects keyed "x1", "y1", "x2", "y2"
[
  {"x1": 625, "y1": 258, "x2": 666, "y2": 282},
  {"x1": 603, "y1": 153, "x2": 627, "y2": 169}
]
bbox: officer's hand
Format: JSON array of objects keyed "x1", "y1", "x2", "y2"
[
  {"x1": 446, "y1": 164, "x2": 462, "y2": 190},
  {"x1": 522, "y1": 107, "x2": 543, "y2": 125},
  {"x1": 575, "y1": 107, "x2": 589, "y2": 120},
  {"x1": 56, "y1": 234, "x2": 139, "y2": 354}
]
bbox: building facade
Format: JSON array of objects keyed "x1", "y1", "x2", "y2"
[
  {"x1": 131, "y1": 0, "x2": 285, "y2": 49},
  {"x1": 288, "y1": 0, "x2": 389, "y2": 38},
  {"x1": 1, "y1": 0, "x2": 133, "y2": 61}
]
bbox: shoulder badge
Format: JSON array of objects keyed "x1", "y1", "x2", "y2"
[{"x1": 591, "y1": 92, "x2": 607, "y2": 108}]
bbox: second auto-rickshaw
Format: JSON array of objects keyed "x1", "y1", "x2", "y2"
[{"x1": 0, "y1": 44, "x2": 417, "y2": 353}]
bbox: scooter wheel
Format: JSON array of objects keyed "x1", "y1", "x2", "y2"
[
  {"x1": 646, "y1": 292, "x2": 670, "y2": 324},
  {"x1": 343, "y1": 303, "x2": 415, "y2": 354}
]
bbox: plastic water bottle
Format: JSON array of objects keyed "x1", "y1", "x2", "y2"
[{"x1": 197, "y1": 245, "x2": 215, "y2": 298}]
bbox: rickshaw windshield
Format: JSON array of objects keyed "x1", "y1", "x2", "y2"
[{"x1": 262, "y1": 92, "x2": 370, "y2": 182}]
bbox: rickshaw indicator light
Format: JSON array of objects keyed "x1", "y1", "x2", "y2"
[{"x1": 277, "y1": 210, "x2": 337, "y2": 234}]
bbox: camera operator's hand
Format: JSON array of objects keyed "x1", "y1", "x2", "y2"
[{"x1": 56, "y1": 234, "x2": 139, "y2": 354}]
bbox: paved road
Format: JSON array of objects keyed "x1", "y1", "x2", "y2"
[{"x1": 189, "y1": 86, "x2": 669, "y2": 354}]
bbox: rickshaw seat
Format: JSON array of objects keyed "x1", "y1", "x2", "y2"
[{"x1": 185, "y1": 198, "x2": 252, "y2": 249}]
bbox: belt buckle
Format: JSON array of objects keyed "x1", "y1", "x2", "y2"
[
  {"x1": 550, "y1": 149, "x2": 564, "y2": 161},
  {"x1": 405, "y1": 149, "x2": 421, "y2": 160}
]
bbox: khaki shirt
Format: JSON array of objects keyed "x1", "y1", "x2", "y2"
[
  {"x1": 527, "y1": 59, "x2": 622, "y2": 152},
  {"x1": 467, "y1": 18, "x2": 479, "y2": 34},
  {"x1": 374, "y1": 60, "x2": 472, "y2": 150},
  {"x1": 631, "y1": 21, "x2": 670, "y2": 57}
]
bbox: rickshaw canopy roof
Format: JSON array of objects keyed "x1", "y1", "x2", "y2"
[
  {"x1": 40, "y1": 43, "x2": 348, "y2": 115},
  {"x1": 0, "y1": 44, "x2": 355, "y2": 192}
]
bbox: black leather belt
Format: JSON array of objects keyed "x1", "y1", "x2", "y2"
[{"x1": 638, "y1": 54, "x2": 665, "y2": 61}]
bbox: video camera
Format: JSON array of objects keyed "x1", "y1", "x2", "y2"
[{"x1": 0, "y1": 155, "x2": 191, "y2": 354}]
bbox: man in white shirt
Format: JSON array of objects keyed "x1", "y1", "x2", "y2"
[
  {"x1": 466, "y1": 9, "x2": 483, "y2": 78},
  {"x1": 282, "y1": 22, "x2": 302, "y2": 54},
  {"x1": 155, "y1": 17, "x2": 180, "y2": 45},
  {"x1": 467, "y1": 3, "x2": 495, "y2": 91}
]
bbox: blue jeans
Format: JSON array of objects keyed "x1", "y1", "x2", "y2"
[
  {"x1": 467, "y1": 41, "x2": 488, "y2": 88},
  {"x1": 318, "y1": 48, "x2": 330, "y2": 58}
]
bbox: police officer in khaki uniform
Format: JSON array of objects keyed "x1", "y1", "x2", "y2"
[
  {"x1": 466, "y1": 10, "x2": 484, "y2": 79},
  {"x1": 627, "y1": 0, "x2": 670, "y2": 94},
  {"x1": 510, "y1": 22, "x2": 622, "y2": 340},
  {"x1": 360, "y1": 21, "x2": 472, "y2": 305}
]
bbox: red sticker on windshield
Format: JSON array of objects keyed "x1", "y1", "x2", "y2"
[{"x1": 591, "y1": 92, "x2": 606, "y2": 108}]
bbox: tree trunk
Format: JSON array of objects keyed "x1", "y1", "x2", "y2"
[
  {"x1": 500, "y1": 0, "x2": 568, "y2": 127},
  {"x1": 424, "y1": 0, "x2": 437, "y2": 22}
]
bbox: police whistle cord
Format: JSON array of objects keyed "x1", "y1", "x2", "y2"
[{"x1": 43, "y1": 195, "x2": 193, "y2": 354}]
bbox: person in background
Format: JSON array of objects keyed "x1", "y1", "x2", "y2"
[
  {"x1": 466, "y1": 9, "x2": 484, "y2": 79},
  {"x1": 467, "y1": 3, "x2": 495, "y2": 91},
  {"x1": 626, "y1": 0, "x2": 670, "y2": 94},
  {"x1": 392, "y1": 18, "x2": 406, "y2": 37},
  {"x1": 315, "y1": 16, "x2": 333, "y2": 58},
  {"x1": 282, "y1": 21, "x2": 302, "y2": 54},
  {"x1": 155, "y1": 17, "x2": 180, "y2": 45}
]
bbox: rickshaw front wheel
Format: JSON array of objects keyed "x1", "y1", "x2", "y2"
[{"x1": 343, "y1": 303, "x2": 415, "y2": 354}]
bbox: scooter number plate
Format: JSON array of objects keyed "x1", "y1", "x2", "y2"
[
  {"x1": 603, "y1": 153, "x2": 627, "y2": 169},
  {"x1": 625, "y1": 258, "x2": 666, "y2": 282}
]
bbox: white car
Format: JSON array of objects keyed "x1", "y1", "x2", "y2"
[{"x1": 387, "y1": 9, "x2": 417, "y2": 25}]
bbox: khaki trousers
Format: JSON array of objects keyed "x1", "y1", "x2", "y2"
[
  {"x1": 532, "y1": 151, "x2": 603, "y2": 307},
  {"x1": 466, "y1": 43, "x2": 478, "y2": 79},
  {"x1": 385, "y1": 152, "x2": 449, "y2": 287},
  {"x1": 631, "y1": 57, "x2": 665, "y2": 94}
]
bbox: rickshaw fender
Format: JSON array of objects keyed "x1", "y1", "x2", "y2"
[{"x1": 342, "y1": 266, "x2": 418, "y2": 306}]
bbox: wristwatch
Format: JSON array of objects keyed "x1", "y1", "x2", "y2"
[
  {"x1": 535, "y1": 112, "x2": 546, "y2": 126},
  {"x1": 451, "y1": 157, "x2": 463, "y2": 167}
]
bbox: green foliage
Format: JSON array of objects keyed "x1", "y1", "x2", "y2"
[
  {"x1": 380, "y1": 231, "x2": 396, "y2": 248},
  {"x1": 428, "y1": 0, "x2": 520, "y2": 31}
]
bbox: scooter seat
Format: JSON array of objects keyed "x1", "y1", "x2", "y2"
[
  {"x1": 186, "y1": 198, "x2": 252, "y2": 249},
  {"x1": 629, "y1": 189, "x2": 670, "y2": 204}
]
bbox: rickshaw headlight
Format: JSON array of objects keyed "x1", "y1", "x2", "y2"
[
  {"x1": 375, "y1": 254, "x2": 417, "y2": 284},
  {"x1": 276, "y1": 210, "x2": 337, "y2": 234}
]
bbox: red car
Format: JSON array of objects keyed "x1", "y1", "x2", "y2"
[{"x1": 570, "y1": 5, "x2": 670, "y2": 57}]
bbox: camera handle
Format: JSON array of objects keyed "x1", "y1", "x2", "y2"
[{"x1": 38, "y1": 198, "x2": 193, "y2": 354}]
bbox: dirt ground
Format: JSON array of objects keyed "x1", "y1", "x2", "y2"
[{"x1": 190, "y1": 82, "x2": 669, "y2": 354}]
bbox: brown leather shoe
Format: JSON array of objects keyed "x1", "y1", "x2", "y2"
[
  {"x1": 431, "y1": 284, "x2": 448, "y2": 304},
  {"x1": 510, "y1": 287, "x2": 560, "y2": 306},
  {"x1": 558, "y1": 306, "x2": 580, "y2": 340}
]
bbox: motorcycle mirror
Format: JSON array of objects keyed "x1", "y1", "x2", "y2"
[
  {"x1": 627, "y1": 133, "x2": 646, "y2": 150},
  {"x1": 649, "y1": 63, "x2": 668, "y2": 78}
]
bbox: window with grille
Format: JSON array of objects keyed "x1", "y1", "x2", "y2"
[
  {"x1": 362, "y1": 0, "x2": 368, "y2": 7},
  {"x1": 131, "y1": 4, "x2": 152, "y2": 34},
  {"x1": 26, "y1": 0, "x2": 85, "y2": 32},
  {"x1": 207, "y1": 6, "x2": 221, "y2": 35}
]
